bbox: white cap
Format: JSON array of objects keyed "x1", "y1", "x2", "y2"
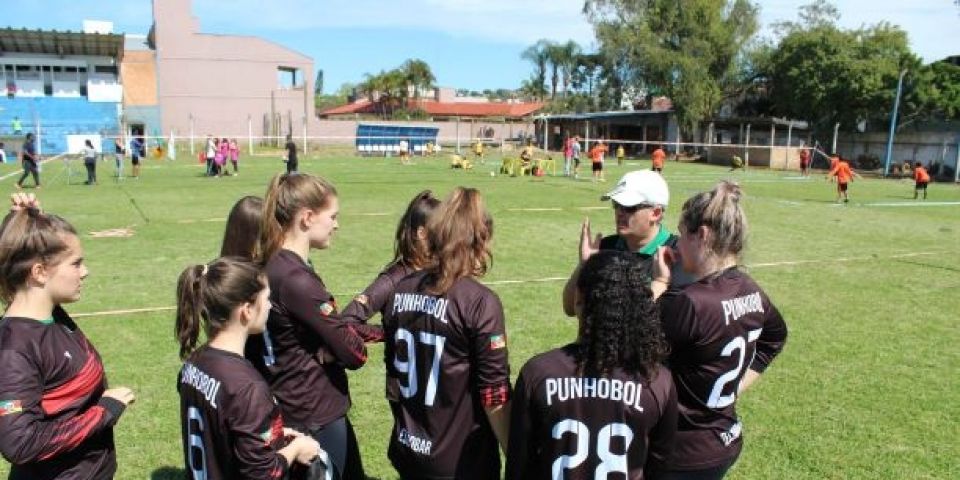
[{"x1": 601, "y1": 170, "x2": 669, "y2": 207}]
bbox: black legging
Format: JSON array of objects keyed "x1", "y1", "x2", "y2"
[
  {"x1": 17, "y1": 161, "x2": 39, "y2": 186},
  {"x1": 84, "y1": 160, "x2": 97, "y2": 184},
  {"x1": 308, "y1": 416, "x2": 364, "y2": 480}
]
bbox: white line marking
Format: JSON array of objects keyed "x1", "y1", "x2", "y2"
[
  {"x1": 577, "y1": 206, "x2": 608, "y2": 210},
  {"x1": 71, "y1": 250, "x2": 949, "y2": 319},
  {"x1": 0, "y1": 154, "x2": 66, "y2": 180},
  {"x1": 506, "y1": 208, "x2": 563, "y2": 212},
  {"x1": 863, "y1": 201, "x2": 960, "y2": 207},
  {"x1": 354, "y1": 212, "x2": 391, "y2": 216},
  {"x1": 73, "y1": 306, "x2": 176, "y2": 318}
]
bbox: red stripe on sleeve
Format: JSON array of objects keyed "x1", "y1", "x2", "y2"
[{"x1": 41, "y1": 350, "x2": 104, "y2": 416}]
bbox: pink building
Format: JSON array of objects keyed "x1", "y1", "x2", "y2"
[{"x1": 150, "y1": 0, "x2": 313, "y2": 138}]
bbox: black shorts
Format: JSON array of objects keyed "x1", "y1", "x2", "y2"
[
  {"x1": 838, "y1": 182, "x2": 848, "y2": 192},
  {"x1": 915, "y1": 181, "x2": 928, "y2": 190},
  {"x1": 573, "y1": 157, "x2": 580, "y2": 167},
  {"x1": 592, "y1": 162, "x2": 602, "y2": 172},
  {"x1": 653, "y1": 167, "x2": 663, "y2": 173},
  {"x1": 131, "y1": 156, "x2": 141, "y2": 166}
]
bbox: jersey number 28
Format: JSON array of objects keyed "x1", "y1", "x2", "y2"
[{"x1": 552, "y1": 419, "x2": 634, "y2": 479}]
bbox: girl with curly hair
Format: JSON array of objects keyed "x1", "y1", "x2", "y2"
[{"x1": 506, "y1": 250, "x2": 677, "y2": 480}]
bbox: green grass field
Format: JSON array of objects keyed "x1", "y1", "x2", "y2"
[{"x1": 0, "y1": 150, "x2": 958, "y2": 479}]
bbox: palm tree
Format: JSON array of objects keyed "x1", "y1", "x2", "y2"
[
  {"x1": 545, "y1": 41, "x2": 566, "y2": 100},
  {"x1": 521, "y1": 39, "x2": 551, "y2": 101},
  {"x1": 559, "y1": 41, "x2": 582, "y2": 98},
  {"x1": 401, "y1": 59, "x2": 436, "y2": 106}
]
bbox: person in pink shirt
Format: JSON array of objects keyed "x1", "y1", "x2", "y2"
[
  {"x1": 215, "y1": 138, "x2": 229, "y2": 177},
  {"x1": 229, "y1": 139, "x2": 240, "y2": 175},
  {"x1": 563, "y1": 135, "x2": 574, "y2": 177}
]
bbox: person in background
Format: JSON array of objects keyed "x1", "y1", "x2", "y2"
[
  {"x1": 652, "y1": 145, "x2": 666, "y2": 173},
  {"x1": 205, "y1": 135, "x2": 216, "y2": 177},
  {"x1": 571, "y1": 136, "x2": 582, "y2": 179},
  {"x1": 114, "y1": 136, "x2": 125, "y2": 179},
  {"x1": 82, "y1": 139, "x2": 98, "y2": 185},
  {"x1": 229, "y1": 138, "x2": 240, "y2": 175},
  {"x1": 284, "y1": 134, "x2": 298, "y2": 175},
  {"x1": 16, "y1": 133, "x2": 40, "y2": 190},
  {"x1": 799, "y1": 148, "x2": 810, "y2": 177},
  {"x1": 0, "y1": 142, "x2": 7, "y2": 164},
  {"x1": 913, "y1": 161, "x2": 930, "y2": 200},
  {"x1": 131, "y1": 136, "x2": 145, "y2": 179},
  {"x1": 617, "y1": 143, "x2": 626, "y2": 166},
  {"x1": 826, "y1": 155, "x2": 860, "y2": 203}
]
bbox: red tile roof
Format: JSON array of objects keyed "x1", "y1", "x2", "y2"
[{"x1": 319, "y1": 99, "x2": 543, "y2": 118}]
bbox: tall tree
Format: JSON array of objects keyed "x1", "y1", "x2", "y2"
[
  {"x1": 315, "y1": 69, "x2": 324, "y2": 96},
  {"x1": 585, "y1": 0, "x2": 760, "y2": 136},
  {"x1": 545, "y1": 41, "x2": 566, "y2": 100},
  {"x1": 401, "y1": 59, "x2": 436, "y2": 104},
  {"x1": 521, "y1": 39, "x2": 552, "y2": 101},
  {"x1": 765, "y1": 2, "x2": 917, "y2": 135},
  {"x1": 559, "y1": 41, "x2": 583, "y2": 98}
]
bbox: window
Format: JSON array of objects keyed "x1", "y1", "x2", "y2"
[
  {"x1": 277, "y1": 67, "x2": 302, "y2": 89},
  {"x1": 94, "y1": 65, "x2": 117, "y2": 74}
]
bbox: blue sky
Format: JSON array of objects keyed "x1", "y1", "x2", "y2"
[{"x1": 4, "y1": 0, "x2": 958, "y2": 93}]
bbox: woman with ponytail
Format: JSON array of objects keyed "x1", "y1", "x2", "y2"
[
  {"x1": 381, "y1": 187, "x2": 512, "y2": 480},
  {"x1": 651, "y1": 181, "x2": 789, "y2": 479},
  {"x1": 251, "y1": 173, "x2": 375, "y2": 479},
  {"x1": 0, "y1": 194, "x2": 135, "y2": 479},
  {"x1": 175, "y1": 257, "x2": 323, "y2": 480},
  {"x1": 339, "y1": 190, "x2": 439, "y2": 336}
]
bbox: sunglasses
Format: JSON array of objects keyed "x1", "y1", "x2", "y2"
[{"x1": 612, "y1": 202, "x2": 655, "y2": 214}]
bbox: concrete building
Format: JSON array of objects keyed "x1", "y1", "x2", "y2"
[{"x1": 149, "y1": 0, "x2": 313, "y2": 140}]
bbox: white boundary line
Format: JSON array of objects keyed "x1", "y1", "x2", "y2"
[
  {"x1": 862, "y1": 201, "x2": 960, "y2": 207},
  {"x1": 70, "y1": 250, "x2": 949, "y2": 319},
  {"x1": 0, "y1": 154, "x2": 66, "y2": 181}
]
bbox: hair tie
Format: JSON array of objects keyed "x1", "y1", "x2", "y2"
[{"x1": 201, "y1": 264, "x2": 209, "y2": 276}]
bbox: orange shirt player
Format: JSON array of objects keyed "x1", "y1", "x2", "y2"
[
  {"x1": 651, "y1": 146, "x2": 666, "y2": 173},
  {"x1": 913, "y1": 162, "x2": 930, "y2": 200},
  {"x1": 827, "y1": 156, "x2": 861, "y2": 203}
]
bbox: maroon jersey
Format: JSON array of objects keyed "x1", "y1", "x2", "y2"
[
  {"x1": 658, "y1": 268, "x2": 788, "y2": 470},
  {"x1": 382, "y1": 271, "x2": 511, "y2": 480},
  {"x1": 506, "y1": 345, "x2": 677, "y2": 480},
  {"x1": 339, "y1": 262, "x2": 413, "y2": 340},
  {"x1": 0, "y1": 307, "x2": 126, "y2": 480},
  {"x1": 247, "y1": 249, "x2": 370, "y2": 430},
  {"x1": 179, "y1": 346, "x2": 288, "y2": 480}
]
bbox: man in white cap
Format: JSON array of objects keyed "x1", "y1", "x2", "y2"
[{"x1": 562, "y1": 170, "x2": 688, "y2": 316}]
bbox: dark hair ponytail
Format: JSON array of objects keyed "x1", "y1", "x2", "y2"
[
  {"x1": 394, "y1": 190, "x2": 440, "y2": 269},
  {"x1": 175, "y1": 258, "x2": 265, "y2": 359}
]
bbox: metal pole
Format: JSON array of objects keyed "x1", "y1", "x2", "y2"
[
  {"x1": 247, "y1": 115, "x2": 253, "y2": 155},
  {"x1": 884, "y1": 69, "x2": 908, "y2": 176},
  {"x1": 955, "y1": 137, "x2": 960, "y2": 183},
  {"x1": 745, "y1": 124, "x2": 751, "y2": 169},
  {"x1": 189, "y1": 114, "x2": 195, "y2": 155},
  {"x1": 543, "y1": 118, "x2": 548, "y2": 151},
  {"x1": 302, "y1": 116, "x2": 307, "y2": 155},
  {"x1": 832, "y1": 122, "x2": 840, "y2": 155},
  {"x1": 455, "y1": 116, "x2": 461, "y2": 153}
]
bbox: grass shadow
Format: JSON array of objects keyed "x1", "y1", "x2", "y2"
[{"x1": 150, "y1": 466, "x2": 185, "y2": 480}]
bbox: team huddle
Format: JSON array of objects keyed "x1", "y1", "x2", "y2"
[{"x1": 0, "y1": 167, "x2": 787, "y2": 480}]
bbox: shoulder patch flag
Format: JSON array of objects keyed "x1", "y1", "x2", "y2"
[
  {"x1": 318, "y1": 302, "x2": 335, "y2": 316},
  {"x1": 0, "y1": 400, "x2": 23, "y2": 416},
  {"x1": 489, "y1": 334, "x2": 506, "y2": 351}
]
